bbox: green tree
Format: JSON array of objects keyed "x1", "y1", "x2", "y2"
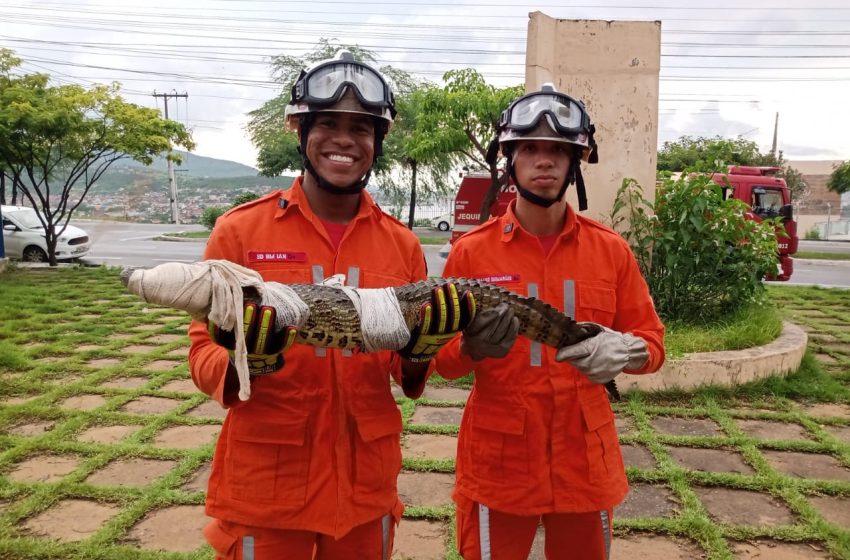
[
  {"x1": 0, "y1": 49, "x2": 193, "y2": 264},
  {"x1": 416, "y1": 69, "x2": 523, "y2": 222},
  {"x1": 657, "y1": 135, "x2": 807, "y2": 200},
  {"x1": 827, "y1": 160, "x2": 850, "y2": 194}
]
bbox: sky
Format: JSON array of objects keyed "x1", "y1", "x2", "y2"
[{"x1": 1, "y1": 0, "x2": 849, "y2": 169}]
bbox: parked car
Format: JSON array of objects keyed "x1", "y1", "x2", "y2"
[
  {"x1": 431, "y1": 212, "x2": 454, "y2": 232},
  {"x1": 1, "y1": 205, "x2": 91, "y2": 262}
]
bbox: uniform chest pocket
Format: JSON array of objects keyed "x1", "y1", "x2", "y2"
[
  {"x1": 467, "y1": 403, "x2": 529, "y2": 482},
  {"x1": 578, "y1": 284, "x2": 616, "y2": 326},
  {"x1": 227, "y1": 416, "x2": 311, "y2": 507}
]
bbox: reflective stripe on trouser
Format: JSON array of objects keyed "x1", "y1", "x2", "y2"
[
  {"x1": 242, "y1": 535, "x2": 254, "y2": 560},
  {"x1": 381, "y1": 513, "x2": 391, "y2": 560},
  {"x1": 478, "y1": 503, "x2": 492, "y2": 560}
]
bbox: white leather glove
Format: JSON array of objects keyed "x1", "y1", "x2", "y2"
[
  {"x1": 461, "y1": 303, "x2": 520, "y2": 361},
  {"x1": 555, "y1": 324, "x2": 649, "y2": 384}
]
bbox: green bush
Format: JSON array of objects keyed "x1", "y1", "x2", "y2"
[
  {"x1": 200, "y1": 206, "x2": 226, "y2": 231},
  {"x1": 611, "y1": 175, "x2": 779, "y2": 324},
  {"x1": 804, "y1": 228, "x2": 821, "y2": 240}
]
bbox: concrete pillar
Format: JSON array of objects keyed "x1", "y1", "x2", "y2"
[{"x1": 525, "y1": 12, "x2": 661, "y2": 222}]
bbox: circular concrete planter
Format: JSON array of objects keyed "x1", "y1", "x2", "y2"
[{"x1": 618, "y1": 321, "x2": 808, "y2": 393}]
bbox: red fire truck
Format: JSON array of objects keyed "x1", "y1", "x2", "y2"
[{"x1": 445, "y1": 166, "x2": 798, "y2": 280}]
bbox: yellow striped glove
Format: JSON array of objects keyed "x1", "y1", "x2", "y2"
[
  {"x1": 209, "y1": 303, "x2": 298, "y2": 376},
  {"x1": 399, "y1": 282, "x2": 476, "y2": 363}
]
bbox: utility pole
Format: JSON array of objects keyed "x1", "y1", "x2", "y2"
[
  {"x1": 771, "y1": 112, "x2": 779, "y2": 159},
  {"x1": 152, "y1": 90, "x2": 188, "y2": 224}
]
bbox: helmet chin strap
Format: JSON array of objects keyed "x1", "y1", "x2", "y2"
[
  {"x1": 507, "y1": 147, "x2": 588, "y2": 211},
  {"x1": 297, "y1": 114, "x2": 385, "y2": 195}
]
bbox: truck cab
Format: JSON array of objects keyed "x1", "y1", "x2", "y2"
[
  {"x1": 710, "y1": 165, "x2": 798, "y2": 281},
  {"x1": 450, "y1": 172, "x2": 517, "y2": 244}
]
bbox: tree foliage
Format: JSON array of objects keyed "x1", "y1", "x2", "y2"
[
  {"x1": 0, "y1": 49, "x2": 193, "y2": 264},
  {"x1": 827, "y1": 160, "x2": 850, "y2": 194},
  {"x1": 416, "y1": 69, "x2": 523, "y2": 222},
  {"x1": 657, "y1": 135, "x2": 807, "y2": 200}
]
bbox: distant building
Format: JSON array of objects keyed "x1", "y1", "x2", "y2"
[{"x1": 787, "y1": 160, "x2": 844, "y2": 215}]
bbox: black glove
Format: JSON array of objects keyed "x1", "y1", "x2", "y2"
[
  {"x1": 461, "y1": 302, "x2": 520, "y2": 361},
  {"x1": 209, "y1": 302, "x2": 297, "y2": 376},
  {"x1": 398, "y1": 282, "x2": 476, "y2": 363}
]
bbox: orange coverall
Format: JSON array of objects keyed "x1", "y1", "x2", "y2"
[
  {"x1": 188, "y1": 178, "x2": 427, "y2": 554},
  {"x1": 435, "y1": 200, "x2": 665, "y2": 558}
]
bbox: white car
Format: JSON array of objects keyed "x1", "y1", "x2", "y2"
[
  {"x1": 1, "y1": 205, "x2": 91, "y2": 262},
  {"x1": 431, "y1": 212, "x2": 454, "y2": 232}
]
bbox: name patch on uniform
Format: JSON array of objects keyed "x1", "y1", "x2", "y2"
[
  {"x1": 248, "y1": 251, "x2": 307, "y2": 263},
  {"x1": 476, "y1": 274, "x2": 520, "y2": 285}
]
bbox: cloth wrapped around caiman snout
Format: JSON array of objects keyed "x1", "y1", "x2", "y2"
[{"x1": 121, "y1": 260, "x2": 601, "y2": 400}]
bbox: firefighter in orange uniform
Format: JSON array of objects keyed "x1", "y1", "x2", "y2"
[
  {"x1": 435, "y1": 84, "x2": 666, "y2": 559},
  {"x1": 188, "y1": 50, "x2": 475, "y2": 560}
]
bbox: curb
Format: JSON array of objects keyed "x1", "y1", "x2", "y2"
[{"x1": 617, "y1": 321, "x2": 808, "y2": 393}]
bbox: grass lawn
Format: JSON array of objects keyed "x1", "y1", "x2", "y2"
[
  {"x1": 796, "y1": 251, "x2": 850, "y2": 261},
  {"x1": 0, "y1": 268, "x2": 848, "y2": 559}
]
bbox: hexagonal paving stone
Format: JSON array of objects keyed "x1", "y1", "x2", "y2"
[
  {"x1": 615, "y1": 414, "x2": 637, "y2": 436},
  {"x1": 150, "y1": 425, "x2": 220, "y2": 450},
  {"x1": 410, "y1": 406, "x2": 463, "y2": 426},
  {"x1": 145, "y1": 334, "x2": 186, "y2": 344},
  {"x1": 694, "y1": 487, "x2": 796, "y2": 527},
  {"x1": 107, "y1": 333, "x2": 134, "y2": 341},
  {"x1": 120, "y1": 396, "x2": 183, "y2": 415},
  {"x1": 730, "y1": 539, "x2": 832, "y2": 559},
  {"x1": 651, "y1": 416, "x2": 723, "y2": 437},
  {"x1": 762, "y1": 450, "x2": 850, "y2": 482},
  {"x1": 181, "y1": 463, "x2": 211, "y2": 493},
  {"x1": 145, "y1": 360, "x2": 182, "y2": 371},
  {"x1": 421, "y1": 386, "x2": 470, "y2": 402},
  {"x1": 7, "y1": 454, "x2": 80, "y2": 483},
  {"x1": 85, "y1": 457, "x2": 178, "y2": 487},
  {"x1": 735, "y1": 419, "x2": 812, "y2": 441},
  {"x1": 398, "y1": 471, "x2": 455, "y2": 508},
  {"x1": 130, "y1": 324, "x2": 161, "y2": 332},
  {"x1": 101, "y1": 376, "x2": 150, "y2": 389},
  {"x1": 7, "y1": 420, "x2": 55, "y2": 437},
  {"x1": 86, "y1": 357, "x2": 123, "y2": 369},
  {"x1": 814, "y1": 353, "x2": 839, "y2": 365},
  {"x1": 808, "y1": 494, "x2": 850, "y2": 528},
  {"x1": 158, "y1": 378, "x2": 197, "y2": 393},
  {"x1": 166, "y1": 347, "x2": 189, "y2": 358},
  {"x1": 77, "y1": 424, "x2": 140, "y2": 444},
  {"x1": 403, "y1": 434, "x2": 458, "y2": 461},
  {"x1": 825, "y1": 424, "x2": 850, "y2": 444},
  {"x1": 0, "y1": 394, "x2": 39, "y2": 406},
  {"x1": 76, "y1": 344, "x2": 103, "y2": 352},
  {"x1": 621, "y1": 444, "x2": 656, "y2": 469},
  {"x1": 126, "y1": 504, "x2": 209, "y2": 553},
  {"x1": 611, "y1": 534, "x2": 705, "y2": 560},
  {"x1": 22, "y1": 499, "x2": 120, "y2": 542},
  {"x1": 392, "y1": 519, "x2": 446, "y2": 560},
  {"x1": 614, "y1": 484, "x2": 678, "y2": 519},
  {"x1": 801, "y1": 402, "x2": 850, "y2": 419},
  {"x1": 186, "y1": 400, "x2": 228, "y2": 420},
  {"x1": 667, "y1": 446, "x2": 755, "y2": 474},
  {"x1": 58, "y1": 394, "x2": 108, "y2": 411},
  {"x1": 122, "y1": 345, "x2": 158, "y2": 354}
]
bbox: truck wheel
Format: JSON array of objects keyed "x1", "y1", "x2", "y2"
[
  {"x1": 22, "y1": 246, "x2": 48, "y2": 262},
  {"x1": 438, "y1": 221, "x2": 450, "y2": 231}
]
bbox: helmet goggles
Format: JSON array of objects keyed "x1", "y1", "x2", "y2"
[
  {"x1": 500, "y1": 91, "x2": 589, "y2": 137},
  {"x1": 293, "y1": 60, "x2": 395, "y2": 115}
]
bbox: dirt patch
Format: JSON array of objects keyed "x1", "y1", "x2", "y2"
[
  {"x1": 101, "y1": 376, "x2": 150, "y2": 389},
  {"x1": 22, "y1": 499, "x2": 120, "y2": 542},
  {"x1": 181, "y1": 463, "x2": 211, "y2": 493},
  {"x1": 150, "y1": 425, "x2": 220, "y2": 450},
  {"x1": 120, "y1": 396, "x2": 183, "y2": 415},
  {"x1": 145, "y1": 359, "x2": 182, "y2": 371},
  {"x1": 85, "y1": 457, "x2": 178, "y2": 487},
  {"x1": 7, "y1": 420, "x2": 55, "y2": 437},
  {"x1": 402, "y1": 434, "x2": 458, "y2": 461},
  {"x1": 421, "y1": 386, "x2": 470, "y2": 402},
  {"x1": 762, "y1": 450, "x2": 850, "y2": 482},
  {"x1": 651, "y1": 416, "x2": 723, "y2": 437},
  {"x1": 397, "y1": 471, "x2": 455, "y2": 508},
  {"x1": 122, "y1": 345, "x2": 158, "y2": 354},
  {"x1": 145, "y1": 334, "x2": 186, "y2": 344},
  {"x1": 730, "y1": 539, "x2": 832, "y2": 559},
  {"x1": 611, "y1": 534, "x2": 705, "y2": 560},
  {"x1": 614, "y1": 484, "x2": 678, "y2": 519},
  {"x1": 86, "y1": 358, "x2": 123, "y2": 369},
  {"x1": 693, "y1": 487, "x2": 796, "y2": 527},
  {"x1": 621, "y1": 444, "x2": 656, "y2": 469},
  {"x1": 801, "y1": 402, "x2": 850, "y2": 419},
  {"x1": 58, "y1": 394, "x2": 108, "y2": 411},
  {"x1": 7, "y1": 454, "x2": 80, "y2": 483},
  {"x1": 158, "y1": 378, "x2": 197, "y2": 393},
  {"x1": 392, "y1": 519, "x2": 447, "y2": 560},
  {"x1": 186, "y1": 400, "x2": 228, "y2": 420},
  {"x1": 667, "y1": 446, "x2": 754, "y2": 474},
  {"x1": 735, "y1": 419, "x2": 812, "y2": 441},
  {"x1": 77, "y1": 424, "x2": 140, "y2": 444},
  {"x1": 410, "y1": 406, "x2": 463, "y2": 426},
  {"x1": 126, "y1": 504, "x2": 209, "y2": 553}
]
